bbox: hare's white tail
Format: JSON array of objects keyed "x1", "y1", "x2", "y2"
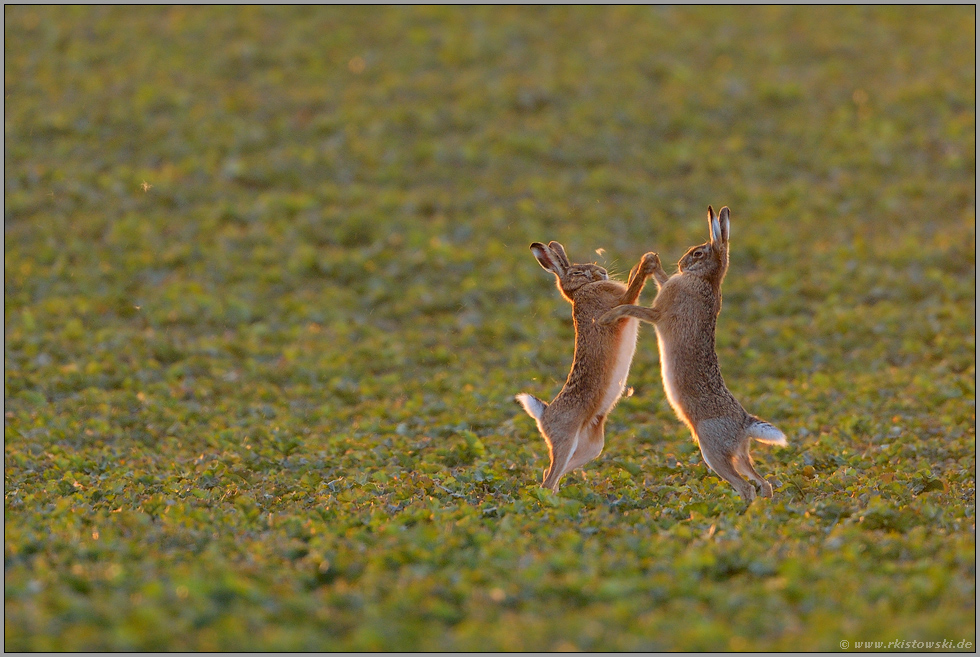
[
  {"x1": 746, "y1": 418, "x2": 787, "y2": 446},
  {"x1": 515, "y1": 393, "x2": 548, "y2": 422}
]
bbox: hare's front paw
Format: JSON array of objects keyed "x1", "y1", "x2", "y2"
[
  {"x1": 640, "y1": 252, "x2": 662, "y2": 277},
  {"x1": 599, "y1": 307, "x2": 625, "y2": 326}
]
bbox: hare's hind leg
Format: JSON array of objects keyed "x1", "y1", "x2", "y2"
[
  {"x1": 563, "y1": 415, "x2": 606, "y2": 476},
  {"x1": 734, "y1": 441, "x2": 774, "y2": 498},
  {"x1": 696, "y1": 420, "x2": 756, "y2": 500},
  {"x1": 541, "y1": 417, "x2": 581, "y2": 492},
  {"x1": 541, "y1": 432, "x2": 578, "y2": 491}
]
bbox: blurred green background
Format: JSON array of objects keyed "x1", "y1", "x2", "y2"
[{"x1": 4, "y1": 6, "x2": 975, "y2": 651}]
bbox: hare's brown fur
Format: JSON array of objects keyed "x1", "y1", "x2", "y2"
[
  {"x1": 517, "y1": 243, "x2": 659, "y2": 491},
  {"x1": 601, "y1": 207, "x2": 786, "y2": 500}
]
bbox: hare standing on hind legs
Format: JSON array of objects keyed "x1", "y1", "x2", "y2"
[
  {"x1": 600, "y1": 207, "x2": 787, "y2": 500},
  {"x1": 516, "y1": 242, "x2": 660, "y2": 492}
]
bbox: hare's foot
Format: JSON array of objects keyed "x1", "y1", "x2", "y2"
[
  {"x1": 700, "y1": 442, "x2": 757, "y2": 501},
  {"x1": 563, "y1": 416, "x2": 605, "y2": 474},
  {"x1": 642, "y1": 252, "x2": 670, "y2": 287},
  {"x1": 734, "y1": 444, "x2": 774, "y2": 498},
  {"x1": 541, "y1": 430, "x2": 579, "y2": 492},
  {"x1": 599, "y1": 305, "x2": 631, "y2": 326},
  {"x1": 639, "y1": 252, "x2": 659, "y2": 274},
  {"x1": 750, "y1": 478, "x2": 774, "y2": 498},
  {"x1": 639, "y1": 252, "x2": 665, "y2": 278},
  {"x1": 599, "y1": 304, "x2": 660, "y2": 327}
]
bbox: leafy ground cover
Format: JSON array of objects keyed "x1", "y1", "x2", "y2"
[{"x1": 4, "y1": 5, "x2": 975, "y2": 651}]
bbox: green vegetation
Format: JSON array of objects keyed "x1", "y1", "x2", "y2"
[{"x1": 4, "y1": 6, "x2": 975, "y2": 651}]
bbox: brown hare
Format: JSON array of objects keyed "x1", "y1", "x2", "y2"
[
  {"x1": 516, "y1": 242, "x2": 660, "y2": 492},
  {"x1": 600, "y1": 207, "x2": 786, "y2": 500}
]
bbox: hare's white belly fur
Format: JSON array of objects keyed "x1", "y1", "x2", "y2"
[
  {"x1": 654, "y1": 326, "x2": 685, "y2": 421},
  {"x1": 597, "y1": 317, "x2": 639, "y2": 416}
]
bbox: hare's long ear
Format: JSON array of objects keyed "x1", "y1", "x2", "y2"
[
  {"x1": 718, "y1": 206, "x2": 730, "y2": 245},
  {"x1": 708, "y1": 205, "x2": 722, "y2": 250},
  {"x1": 547, "y1": 241, "x2": 571, "y2": 269},
  {"x1": 530, "y1": 242, "x2": 566, "y2": 277}
]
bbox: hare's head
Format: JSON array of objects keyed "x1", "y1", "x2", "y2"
[
  {"x1": 677, "y1": 206, "x2": 730, "y2": 283},
  {"x1": 530, "y1": 241, "x2": 608, "y2": 301}
]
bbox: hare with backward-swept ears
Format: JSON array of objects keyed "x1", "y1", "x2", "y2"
[
  {"x1": 600, "y1": 206, "x2": 787, "y2": 500},
  {"x1": 516, "y1": 242, "x2": 660, "y2": 492}
]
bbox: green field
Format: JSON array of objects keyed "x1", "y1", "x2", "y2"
[{"x1": 4, "y1": 6, "x2": 975, "y2": 651}]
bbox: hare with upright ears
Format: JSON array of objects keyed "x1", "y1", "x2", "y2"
[
  {"x1": 516, "y1": 242, "x2": 660, "y2": 492},
  {"x1": 600, "y1": 207, "x2": 787, "y2": 500}
]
